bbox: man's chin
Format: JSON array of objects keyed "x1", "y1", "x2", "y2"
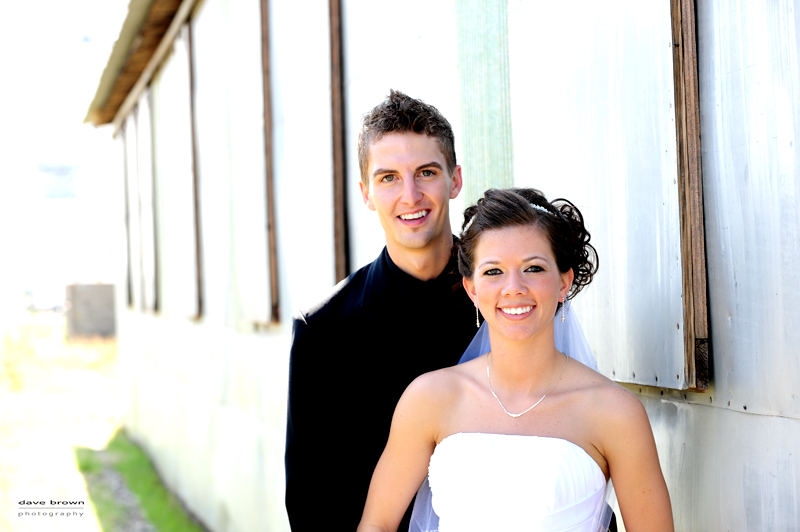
[{"x1": 392, "y1": 230, "x2": 452, "y2": 252}]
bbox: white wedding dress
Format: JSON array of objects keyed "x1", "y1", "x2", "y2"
[
  {"x1": 426, "y1": 433, "x2": 610, "y2": 532},
  {"x1": 409, "y1": 303, "x2": 615, "y2": 532}
]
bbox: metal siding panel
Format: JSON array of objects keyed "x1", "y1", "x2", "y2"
[
  {"x1": 151, "y1": 28, "x2": 200, "y2": 320},
  {"x1": 508, "y1": 0, "x2": 685, "y2": 388},
  {"x1": 698, "y1": 0, "x2": 800, "y2": 417},
  {"x1": 228, "y1": 0, "x2": 271, "y2": 326},
  {"x1": 268, "y1": 0, "x2": 338, "y2": 316},
  {"x1": 137, "y1": 91, "x2": 158, "y2": 312},
  {"x1": 192, "y1": 0, "x2": 233, "y2": 327},
  {"x1": 124, "y1": 115, "x2": 144, "y2": 310},
  {"x1": 191, "y1": 0, "x2": 272, "y2": 329},
  {"x1": 641, "y1": 394, "x2": 800, "y2": 530}
]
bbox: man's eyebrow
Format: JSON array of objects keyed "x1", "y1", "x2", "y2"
[
  {"x1": 415, "y1": 161, "x2": 443, "y2": 172},
  {"x1": 371, "y1": 168, "x2": 397, "y2": 179}
]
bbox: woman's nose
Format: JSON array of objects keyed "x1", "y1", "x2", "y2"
[{"x1": 501, "y1": 271, "x2": 526, "y2": 295}]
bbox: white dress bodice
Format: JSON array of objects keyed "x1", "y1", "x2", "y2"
[{"x1": 427, "y1": 433, "x2": 608, "y2": 532}]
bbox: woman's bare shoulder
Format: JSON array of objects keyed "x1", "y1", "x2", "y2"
[
  {"x1": 565, "y1": 362, "x2": 647, "y2": 421},
  {"x1": 405, "y1": 355, "x2": 485, "y2": 401},
  {"x1": 391, "y1": 357, "x2": 485, "y2": 439}
]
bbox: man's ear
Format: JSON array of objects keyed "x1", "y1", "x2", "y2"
[
  {"x1": 359, "y1": 180, "x2": 375, "y2": 211},
  {"x1": 462, "y1": 275, "x2": 477, "y2": 306},
  {"x1": 450, "y1": 165, "x2": 463, "y2": 199}
]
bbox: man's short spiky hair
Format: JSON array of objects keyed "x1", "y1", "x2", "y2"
[{"x1": 357, "y1": 89, "x2": 457, "y2": 186}]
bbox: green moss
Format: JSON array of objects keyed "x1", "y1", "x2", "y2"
[
  {"x1": 75, "y1": 447, "x2": 125, "y2": 531},
  {"x1": 75, "y1": 430, "x2": 207, "y2": 532}
]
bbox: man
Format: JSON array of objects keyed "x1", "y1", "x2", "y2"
[{"x1": 284, "y1": 90, "x2": 478, "y2": 530}]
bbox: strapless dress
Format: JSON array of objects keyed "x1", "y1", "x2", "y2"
[{"x1": 427, "y1": 433, "x2": 609, "y2": 532}]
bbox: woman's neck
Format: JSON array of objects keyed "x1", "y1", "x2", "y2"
[{"x1": 486, "y1": 324, "x2": 564, "y2": 392}]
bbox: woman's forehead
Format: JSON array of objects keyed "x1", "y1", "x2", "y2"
[{"x1": 474, "y1": 224, "x2": 555, "y2": 259}]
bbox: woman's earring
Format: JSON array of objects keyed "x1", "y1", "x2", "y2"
[
  {"x1": 475, "y1": 305, "x2": 480, "y2": 328},
  {"x1": 561, "y1": 297, "x2": 565, "y2": 323}
]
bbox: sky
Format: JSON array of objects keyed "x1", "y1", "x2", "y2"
[{"x1": 0, "y1": 0, "x2": 131, "y2": 307}]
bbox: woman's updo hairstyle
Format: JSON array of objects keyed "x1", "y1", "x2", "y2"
[{"x1": 457, "y1": 188, "x2": 598, "y2": 302}]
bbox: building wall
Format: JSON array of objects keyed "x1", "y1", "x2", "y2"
[
  {"x1": 117, "y1": 1, "x2": 466, "y2": 531},
  {"x1": 112, "y1": 0, "x2": 800, "y2": 531},
  {"x1": 119, "y1": 0, "x2": 339, "y2": 529},
  {"x1": 626, "y1": 1, "x2": 800, "y2": 530}
]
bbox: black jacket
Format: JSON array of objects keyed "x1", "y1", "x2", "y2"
[{"x1": 285, "y1": 245, "x2": 476, "y2": 531}]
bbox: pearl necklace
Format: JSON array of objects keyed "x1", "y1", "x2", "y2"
[{"x1": 486, "y1": 352, "x2": 568, "y2": 418}]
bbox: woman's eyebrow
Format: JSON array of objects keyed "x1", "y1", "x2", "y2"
[{"x1": 523, "y1": 255, "x2": 547, "y2": 262}]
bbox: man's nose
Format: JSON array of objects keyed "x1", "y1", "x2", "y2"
[{"x1": 400, "y1": 176, "x2": 423, "y2": 204}]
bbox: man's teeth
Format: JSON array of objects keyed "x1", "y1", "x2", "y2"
[
  {"x1": 400, "y1": 210, "x2": 429, "y2": 220},
  {"x1": 501, "y1": 306, "x2": 533, "y2": 315}
]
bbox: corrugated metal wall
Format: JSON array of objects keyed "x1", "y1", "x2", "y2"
[{"x1": 638, "y1": 0, "x2": 800, "y2": 529}]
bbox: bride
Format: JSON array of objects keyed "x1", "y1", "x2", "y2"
[{"x1": 357, "y1": 188, "x2": 673, "y2": 532}]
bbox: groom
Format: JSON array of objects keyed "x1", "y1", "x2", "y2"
[{"x1": 284, "y1": 90, "x2": 478, "y2": 531}]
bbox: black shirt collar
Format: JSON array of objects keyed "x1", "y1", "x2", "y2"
[{"x1": 379, "y1": 237, "x2": 462, "y2": 293}]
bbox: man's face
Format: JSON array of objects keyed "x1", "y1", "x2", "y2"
[{"x1": 360, "y1": 132, "x2": 463, "y2": 256}]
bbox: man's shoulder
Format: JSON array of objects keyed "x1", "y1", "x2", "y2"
[{"x1": 293, "y1": 255, "x2": 383, "y2": 328}]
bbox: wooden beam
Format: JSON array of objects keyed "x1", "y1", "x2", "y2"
[
  {"x1": 260, "y1": 0, "x2": 280, "y2": 323},
  {"x1": 93, "y1": 0, "x2": 183, "y2": 125},
  {"x1": 187, "y1": 22, "x2": 204, "y2": 319},
  {"x1": 671, "y1": 0, "x2": 709, "y2": 391},
  {"x1": 330, "y1": 0, "x2": 350, "y2": 282},
  {"x1": 111, "y1": 0, "x2": 202, "y2": 133}
]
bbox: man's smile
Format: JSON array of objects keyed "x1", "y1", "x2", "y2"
[{"x1": 398, "y1": 209, "x2": 430, "y2": 221}]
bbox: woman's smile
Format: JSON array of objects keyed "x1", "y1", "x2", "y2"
[
  {"x1": 498, "y1": 305, "x2": 534, "y2": 316},
  {"x1": 465, "y1": 224, "x2": 573, "y2": 342}
]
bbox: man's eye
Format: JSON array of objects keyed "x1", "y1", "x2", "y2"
[
  {"x1": 483, "y1": 268, "x2": 502, "y2": 276},
  {"x1": 381, "y1": 175, "x2": 396, "y2": 183},
  {"x1": 420, "y1": 170, "x2": 434, "y2": 177}
]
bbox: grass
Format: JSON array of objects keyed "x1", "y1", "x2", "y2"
[
  {"x1": 108, "y1": 430, "x2": 207, "y2": 532},
  {"x1": 76, "y1": 429, "x2": 207, "y2": 532},
  {"x1": 76, "y1": 447, "x2": 126, "y2": 531}
]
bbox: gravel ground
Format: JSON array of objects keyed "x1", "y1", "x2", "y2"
[{"x1": 0, "y1": 312, "x2": 154, "y2": 532}]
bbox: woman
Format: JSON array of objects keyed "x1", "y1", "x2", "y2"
[{"x1": 357, "y1": 188, "x2": 673, "y2": 532}]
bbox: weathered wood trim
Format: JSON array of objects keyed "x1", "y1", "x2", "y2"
[
  {"x1": 260, "y1": 0, "x2": 280, "y2": 323},
  {"x1": 112, "y1": 0, "x2": 203, "y2": 133},
  {"x1": 187, "y1": 21, "x2": 204, "y2": 319},
  {"x1": 146, "y1": 89, "x2": 161, "y2": 313},
  {"x1": 330, "y1": 0, "x2": 350, "y2": 282},
  {"x1": 121, "y1": 126, "x2": 134, "y2": 308},
  {"x1": 671, "y1": 0, "x2": 709, "y2": 391}
]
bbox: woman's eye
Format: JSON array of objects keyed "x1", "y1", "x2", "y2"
[
  {"x1": 483, "y1": 268, "x2": 502, "y2": 276},
  {"x1": 525, "y1": 265, "x2": 544, "y2": 273}
]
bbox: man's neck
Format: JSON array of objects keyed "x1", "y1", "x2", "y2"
[{"x1": 386, "y1": 234, "x2": 454, "y2": 281}]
